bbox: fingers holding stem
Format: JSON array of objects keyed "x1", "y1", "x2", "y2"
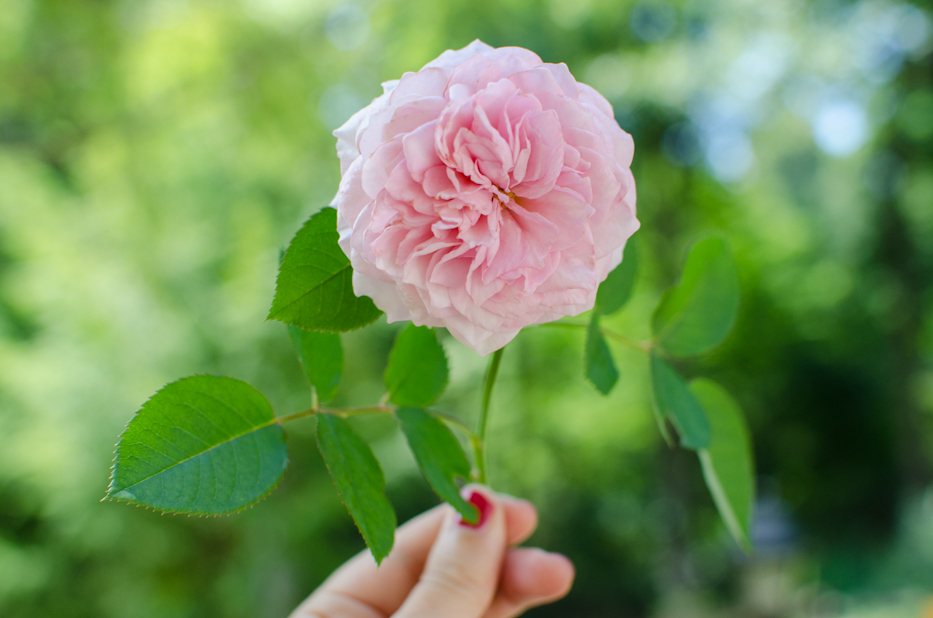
[{"x1": 291, "y1": 488, "x2": 574, "y2": 618}]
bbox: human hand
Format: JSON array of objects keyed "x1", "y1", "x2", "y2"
[{"x1": 289, "y1": 486, "x2": 575, "y2": 618}]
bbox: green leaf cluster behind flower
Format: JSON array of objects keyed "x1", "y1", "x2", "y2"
[
  {"x1": 107, "y1": 211, "x2": 756, "y2": 560},
  {"x1": 583, "y1": 234, "x2": 754, "y2": 550}
]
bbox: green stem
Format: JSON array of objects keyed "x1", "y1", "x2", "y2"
[
  {"x1": 274, "y1": 405, "x2": 392, "y2": 424},
  {"x1": 429, "y1": 410, "x2": 479, "y2": 440},
  {"x1": 473, "y1": 347, "x2": 505, "y2": 484},
  {"x1": 602, "y1": 329, "x2": 655, "y2": 352},
  {"x1": 276, "y1": 404, "x2": 478, "y2": 440},
  {"x1": 274, "y1": 409, "x2": 316, "y2": 424},
  {"x1": 539, "y1": 321, "x2": 653, "y2": 352},
  {"x1": 331, "y1": 406, "x2": 394, "y2": 417}
]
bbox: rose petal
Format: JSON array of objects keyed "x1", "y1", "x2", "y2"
[{"x1": 332, "y1": 41, "x2": 639, "y2": 356}]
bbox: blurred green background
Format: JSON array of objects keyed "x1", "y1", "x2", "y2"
[{"x1": 2, "y1": 0, "x2": 933, "y2": 615}]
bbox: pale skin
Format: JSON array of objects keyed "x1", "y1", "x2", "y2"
[{"x1": 289, "y1": 487, "x2": 575, "y2": 618}]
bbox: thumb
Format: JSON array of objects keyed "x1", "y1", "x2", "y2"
[{"x1": 393, "y1": 487, "x2": 506, "y2": 618}]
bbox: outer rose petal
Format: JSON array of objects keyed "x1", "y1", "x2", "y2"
[
  {"x1": 424, "y1": 40, "x2": 496, "y2": 70},
  {"x1": 332, "y1": 41, "x2": 639, "y2": 356},
  {"x1": 335, "y1": 157, "x2": 371, "y2": 256},
  {"x1": 444, "y1": 316, "x2": 520, "y2": 357},
  {"x1": 352, "y1": 272, "x2": 412, "y2": 323},
  {"x1": 335, "y1": 80, "x2": 398, "y2": 174}
]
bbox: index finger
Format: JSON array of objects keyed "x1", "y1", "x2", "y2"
[
  {"x1": 291, "y1": 503, "x2": 446, "y2": 618},
  {"x1": 290, "y1": 494, "x2": 538, "y2": 618}
]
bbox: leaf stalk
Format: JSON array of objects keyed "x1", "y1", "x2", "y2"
[
  {"x1": 275, "y1": 404, "x2": 478, "y2": 441},
  {"x1": 539, "y1": 320, "x2": 653, "y2": 352},
  {"x1": 473, "y1": 347, "x2": 505, "y2": 484}
]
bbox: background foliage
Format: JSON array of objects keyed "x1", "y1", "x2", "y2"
[{"x1": 2, "y1": 0, "x2": 933, "y2": 616}]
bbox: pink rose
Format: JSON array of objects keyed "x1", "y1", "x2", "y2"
[{"x1": 333, "y1": 40, "x2": 639, "y2": 356}]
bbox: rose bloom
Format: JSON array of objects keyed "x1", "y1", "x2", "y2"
[{"x1": 334, "y1": 40, "x2": 638, "y2": 355}]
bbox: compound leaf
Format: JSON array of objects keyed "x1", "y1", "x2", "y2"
[
  {"x1": 396, "y1": 407, "x2": 478, "y2": 524},
  {"x1": 288, "y1": 325, "x2": 343, "y2": 403},
  {"x1": 652, "y1": 237, "x2": 739, "y2": 357},
  {"x1": 650, "y1": 353, "x2": 711, "y2": 449},
  {"x1": 106, "y1": 375, "x2": 288, "y2": 515},
  {"x1": 692, "y1": 379, "x2": 755, "y2": 551},
  {"x1": 596, "y1": 237, "x2": 639, "y2": 315},
  {"x1": 317, "y1": 413, "x2": 396, "y2": 563},
  {"x1": 385, "y1": 325, "x2": 449, "y2": 407},
  {"x1": 585, "y1": 313, "x2": 619, "y2": 395},
  {"x1": 269, "y1": 207, "x2": 382, "y2": 333}
]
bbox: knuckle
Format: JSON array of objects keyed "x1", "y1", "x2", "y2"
[
  {"x1": 419, "y1": 560, "x2": 487, "y2": 602},
  {"x1": 294, "y1": 591, "x2": 383, "y2": 618}
]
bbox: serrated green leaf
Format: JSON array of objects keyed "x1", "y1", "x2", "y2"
[
  {"x1": 384, "y1": 325, "x2": 449, "y2": 407},
  {"x1": 106, "y1": 375, "x2": 288, "y2": 515},
  {"x1": 316, "y1": 413, "x2": 396, "y2": 563},
  {"x1": 692, "y1": 379, "x2": 755, "y2": 551},
  {"x1": 652, "y1": 236, "x2": 739, "y2": 356},
  {"x1": 596, "y1": 236, "x2": 639, "y2": 315},
  {"x1": 649, "y1": 353, "x2": 710, "y2": 449},
  {"x1": 395, "y1": 407, "x2": 478, "y2": 524},
  {"x1": 288, "y1": 325, "x2": 343, "y2": 403},
  {"x1": 585, "y1": 313, "x2": 618, "y2": 395},
  {"x1": 269, "y1": 207, "x2": 383, "y2": 332}
]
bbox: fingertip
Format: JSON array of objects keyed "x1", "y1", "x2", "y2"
[
  {"x1": 394, "y1": 486, "x2": 509, "y2": 618},
  {"x1": 460, "y1": 492, "x2": 491, "y2": 529},
  {"x1": 496, "y1": 493, "x2": 533, "y2": 509},
  {"x1": 457, "y1": 484, "x2": 503, "y2": 529},
  {"x1": 541, "y1": 551, "x2": 575, "y2": 599},
  {"x1": 501, "y1": 548, "x2": 575, "y2": 604},
  {"x1": 501, "y1": 496, "x2": 538, "y2": 545}
]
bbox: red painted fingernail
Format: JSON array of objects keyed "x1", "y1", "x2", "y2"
[{"x1": 459, "y1": 490, "x2": 493, "y2": 528}]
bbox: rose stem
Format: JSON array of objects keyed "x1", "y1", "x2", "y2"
[
  {"x1": 274, "y1": 405, "x2": 477, "y2": 440},
  {"x1": 539, "y1": 321, "x2": 653, "y2": 352},
  {"x1": 274, "y1": 405, "x2": 392, "y2": 423},
  {"x1": 474, "y1": 346, "x2": 505, "y2": 485}
]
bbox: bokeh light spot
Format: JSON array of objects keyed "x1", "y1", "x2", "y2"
[
  {"x1": 705, "y1": 130, "x2": 755, "y2": 182},
  {"x1": 548, "y1": 0, "x2": 593, "y2": 29},
  {"x1": 630, "y1": 1, "x2": 676, "y2": 43},
  {"x1": 812, "y1": 99, "x2": 869, "y2": 157},
  {"x1": 662, "y1": 122, "x2": 702, "y2": 167},
  {"x1": 325, "y1": 5, "x2": 370, "y2": 51},
  {"x1": 317, "y1": 84, "x2": 364, "y2": 130}
]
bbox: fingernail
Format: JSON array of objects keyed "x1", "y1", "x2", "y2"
[{"x1": 459, "y1": 490, "x2": 493, "y2": 528}]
